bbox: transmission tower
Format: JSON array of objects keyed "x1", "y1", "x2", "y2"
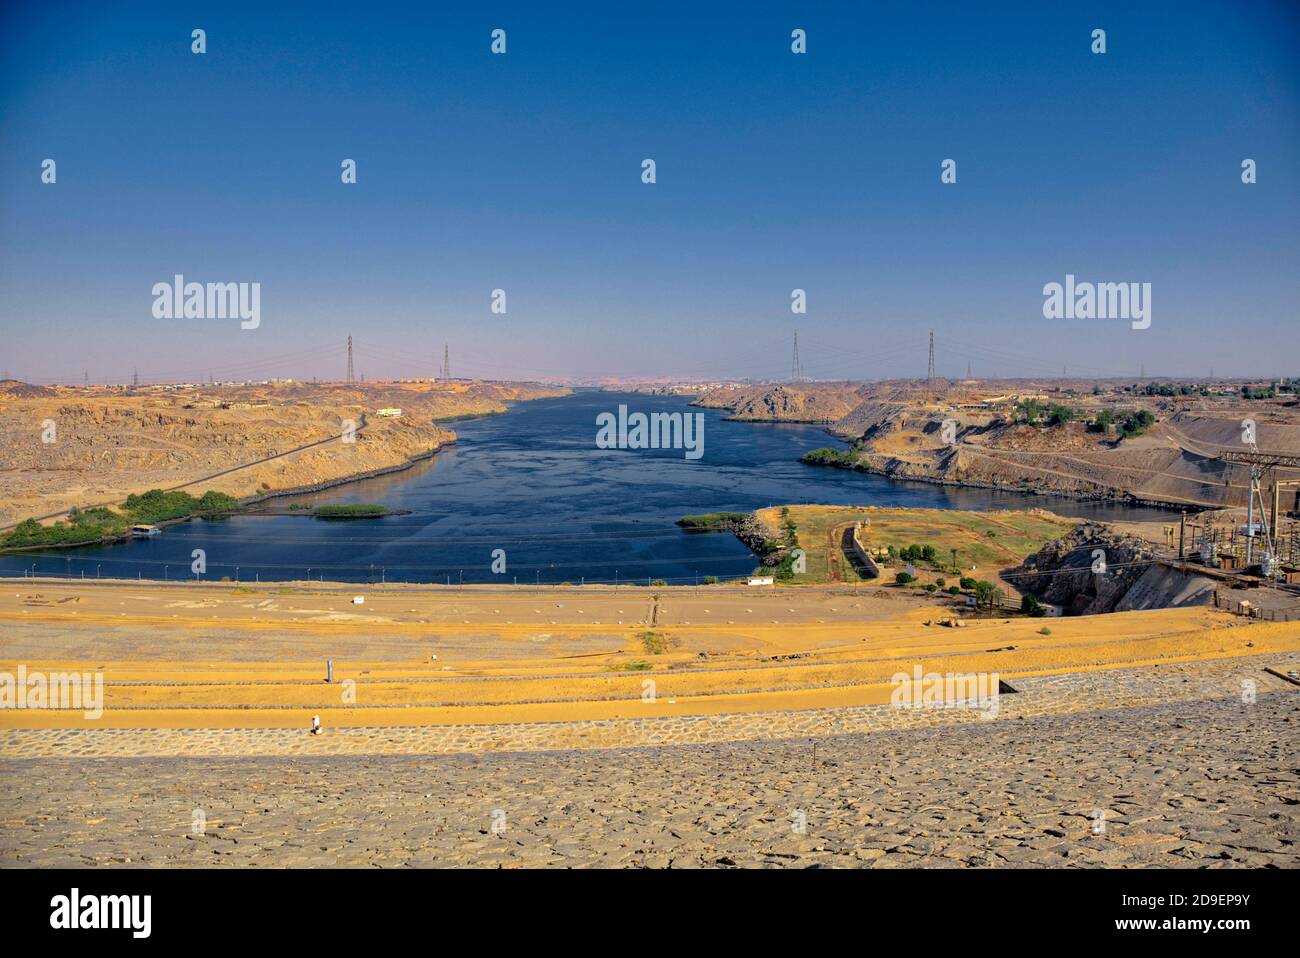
[
  {"x1": 790, "y1": 331, "x2": 802, "y2": 382},
  {"x1": 927, "y1": 331, "x2": 935, "y2": 383},
  {"x1": 346, "y1": 335, "x2": 355, "y2": 383},
  {"x1": 132, "y1": 368, "x2": 139, "y2": 388},
  {"x1": 442, "y1": 343, "x2": 451, "y2": 380}
]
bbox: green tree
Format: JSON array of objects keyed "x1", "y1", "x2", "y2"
[{"x1": 1020, "y1": 593, "x2": 1047, "y2": 617}]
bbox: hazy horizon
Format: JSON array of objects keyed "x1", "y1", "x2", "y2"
[{"x1": 3, "y1": 2, "x2": 1298, "y2": 384}]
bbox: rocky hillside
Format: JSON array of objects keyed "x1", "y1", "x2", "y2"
[
  {"x1": 1011, "y1": 523, "x2": 1215, "y2": 614},
  {"x1": 0, "y1": 380, "x2": 568, "y2": 527},
  {"x1": 623, "y1": 379, "x2": 1300, "y2": 510},
  {"x1": 823, "y1": 401, "x2": 1300, "y2": 510},
  {"x1": 0, "y1": 379, "x2": 56, "y2": 399}
]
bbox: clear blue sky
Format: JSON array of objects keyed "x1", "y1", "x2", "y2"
[{"x1": 2, "y1": 1, "x2": 1297, "y2": 384}]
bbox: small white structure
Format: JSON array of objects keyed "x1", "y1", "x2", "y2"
[
  {"x1": 747, "y1": 576, "x2": 775, "y2": 586},
  {"x1": 377, "y1": 407, "x2": 402, "y2": 418},
  {"x1": 131, "y1": 524, "x2": 161, "y2": 538},
  {"x1": 351, "y1": 596, "x2": 365, "y2": 605}
]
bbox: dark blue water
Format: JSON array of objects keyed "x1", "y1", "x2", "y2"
[{"x1": 2, "y1": 392, "x2": 1179, "y2": 585}]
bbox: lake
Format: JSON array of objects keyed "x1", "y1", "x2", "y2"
[{"x1": 2, "y1": 391, "x2": 1179, "y2": 585}]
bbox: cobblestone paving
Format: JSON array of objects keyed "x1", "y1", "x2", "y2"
[
  {"x1": 2, "y1": 692, "x2": 1296, "y2": 868},
  {"x1": 3, "y1": 653, "x2": 1297, "y2": 759}
]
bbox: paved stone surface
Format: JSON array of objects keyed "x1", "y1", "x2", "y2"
[
  {"x1": 3, "y1": 653, "x2": 1296, "y2": 758},
  {"x1": 1, "y1": 692, "x2": 1296, "y2": 868}
]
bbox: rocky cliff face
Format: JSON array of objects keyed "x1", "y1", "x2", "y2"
[
  {"x1": 1011, "y1": 523, "x2": 1214, "y2": 614},
  {"x1": 725, "y1": 385, "x2": 863, "y2": 423}
]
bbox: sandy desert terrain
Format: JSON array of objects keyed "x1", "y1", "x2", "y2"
[{"x1": 0, "y1": 379, "x2": 568, "y2": 528}]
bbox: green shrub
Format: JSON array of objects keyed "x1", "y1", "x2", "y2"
[
  {"x1": 800, "y1": 447, "x2": 857, "y2": 467},
  {"x1": 196, "y1": 490, "x2": 240, "y2": 512},
  {"x1": 676, "y1": 512, "x2": 747, "y2": 529},
  {"x1": 1020, "y1": 593, "x2": 1047, "y2": 617},
  {"x1": 640, "y1": 631, "x2": 669, "y2": 654},
  {"x1": 973, "y1": 580, "x2": 1001, "y2": 609},
  {"x1": 312, "y1": 503, "x2": 390, "y2": 519}
]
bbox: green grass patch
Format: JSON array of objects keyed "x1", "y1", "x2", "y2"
[
  {"x1": 639, "y1": 631, "x2": 670, "y2": 655},
  {"x1": 311, "y1": 503, "x2": 393, "y2": 519},
  {"x1": 676, "y1": 512, "x2": 748, "y2": 530}
]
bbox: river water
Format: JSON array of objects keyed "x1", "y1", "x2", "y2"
[{"x1": 2, "y1": 391, "x2": 1178, "y2": 585}]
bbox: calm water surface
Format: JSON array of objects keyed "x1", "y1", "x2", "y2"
[{"x1": 3, "y1": 392, "x2": 1179, "y2": 585}]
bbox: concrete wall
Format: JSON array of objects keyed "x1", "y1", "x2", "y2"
[{"x1": 845, "y1": 522, "x2": 881, "y2": 580}]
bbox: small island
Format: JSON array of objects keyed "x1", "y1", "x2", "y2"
[{"x1": 309, "y1": 504, "x2": 397, "y2": 520}]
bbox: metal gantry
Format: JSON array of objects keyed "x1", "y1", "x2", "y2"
[{"x1": 1216, "y1": 449, "x2": 1300, "y2": 580}]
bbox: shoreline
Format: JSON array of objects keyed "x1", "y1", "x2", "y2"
[
  {"x1": 238, "y1": 442, "x2": 450, "y2": 508},
  {"x1": 2, "y1": 396, "x2": 1198, "y2": 568},
  {"x1": 0, "y1": 443, "x2": 451, "y2": 557},
  {"x1": 798, "y1": 456, "x2": 1204, "y2": 514}
]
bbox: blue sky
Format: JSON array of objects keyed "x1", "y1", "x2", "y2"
[{"x1": 2, "y1": 1, "x2": 1297, "y2": 383}]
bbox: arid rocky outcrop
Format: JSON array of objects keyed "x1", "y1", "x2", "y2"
[
  {"x1": 0, "y1": 380, "x2": 568, "y2": 527},
  {"x1": 724, "y1": 384, "x2": 864, "y2": 424},
  {"x1": 1012, "y1": 523, "x2": 1215, "y2": 614}
]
